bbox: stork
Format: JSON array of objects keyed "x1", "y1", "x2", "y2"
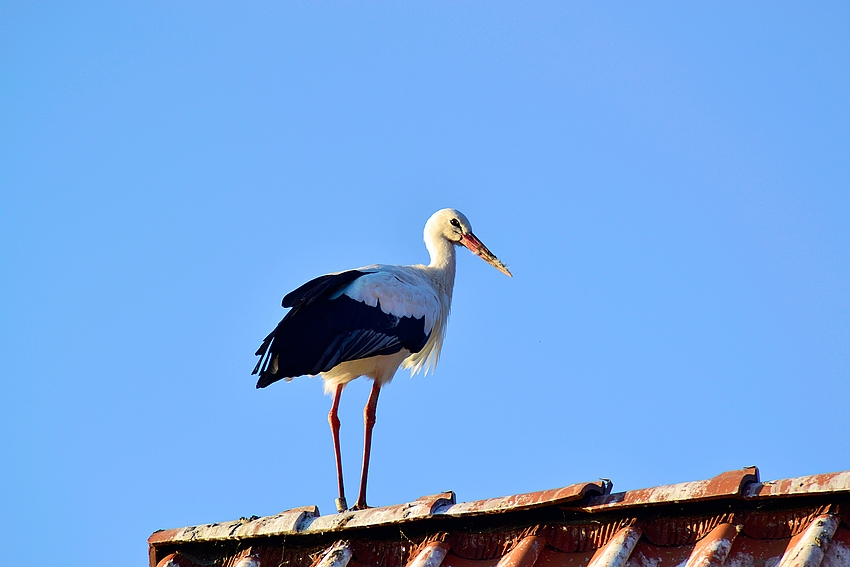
[{"x1": 252, "y1": 208, "x2": 511, "y2": 512}]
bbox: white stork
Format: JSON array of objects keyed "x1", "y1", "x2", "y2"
[{"x1": 252, "y1": 208, "x2": 511, "y2": 512}]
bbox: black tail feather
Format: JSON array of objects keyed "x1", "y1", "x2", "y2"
[{"x1": 252, "y1": 326, "x2": 281, "y2": 387}]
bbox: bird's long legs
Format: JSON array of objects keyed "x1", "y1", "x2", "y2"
[
  {"x1": 354, "y1": 381, "x2": 381, "y2": 510},
  {"x1": 328, "y1": 384, "x2": 347, "y2": 512}
]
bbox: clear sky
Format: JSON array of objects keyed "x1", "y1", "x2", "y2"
[{"x1": 1, "y1": 3, "x2": 848, "y2": 565}]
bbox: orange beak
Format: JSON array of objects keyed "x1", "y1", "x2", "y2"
[{"x1": 460, "y1": 233, "x2": 512, "y2": 277}]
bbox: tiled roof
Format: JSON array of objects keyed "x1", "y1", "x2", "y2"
[{"x1": 148, "y1": 467, "x2": 850, "y2": 567}]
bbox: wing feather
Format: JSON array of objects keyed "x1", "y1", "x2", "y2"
[
  {"x1": 253, "y1": 267, "x2": 433, "y2": 388},
  {"x1": 282, "y1": 269, "x2": 369, "y2": 308}
]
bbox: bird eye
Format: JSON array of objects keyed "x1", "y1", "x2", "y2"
[{"x1": 450, "y1": 218, "x2": 461, "y2": 228}]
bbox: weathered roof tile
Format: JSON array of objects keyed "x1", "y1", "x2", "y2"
[{"x1": 148, "y1": 468, "x2": 850, "y2": 567}]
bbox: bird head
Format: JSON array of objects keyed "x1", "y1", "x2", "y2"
[{"x1": 426, "y1": 208, "x2": 512, "y2": 277}]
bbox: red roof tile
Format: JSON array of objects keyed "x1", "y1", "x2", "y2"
[{"x1": 149, "y1": 468, "x2": 850, "y2": 567}]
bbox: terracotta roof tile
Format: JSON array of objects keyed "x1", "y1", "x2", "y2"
[
  {"x1": 149, "y1": 467, "x2": 850, "y2": 567},
  {"x1": 582, "y1": 468, "x2": 760, "y2": 511}
]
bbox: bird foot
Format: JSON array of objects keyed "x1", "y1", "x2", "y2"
[
  {"x1": 350, "y1": 500, "x2": 371, "y2": 511},
  {"x1": 334, "y1": 497, "x2": 348, "y2": 513}
]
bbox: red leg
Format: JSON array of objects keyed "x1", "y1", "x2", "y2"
[
  {"x1": 328, "y1": 384, "x2": 347, "y2": 512},
  {"x1": 354, "y1": 381, "x2": 381, "y2": 510}
]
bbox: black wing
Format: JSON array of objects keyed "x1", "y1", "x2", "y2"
[
  {"x1": 281, "y1": 269, "x2": 365, "y2": 308},
  {"x1": 253, "y1": 271, "x2": 430, "y2": 388}
]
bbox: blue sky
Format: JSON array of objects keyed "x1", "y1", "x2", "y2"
[{"x1": 1, "y1": 3, "x2": 848, "y2": 565}]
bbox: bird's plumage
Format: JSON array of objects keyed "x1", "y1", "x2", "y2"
[{"x1": 253, "y1": 267, "x2": 436, "y2": 389}]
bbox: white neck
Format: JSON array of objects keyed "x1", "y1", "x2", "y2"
[{"x1": 425, "y1": 232, "x2": 457, "y2": 298}]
